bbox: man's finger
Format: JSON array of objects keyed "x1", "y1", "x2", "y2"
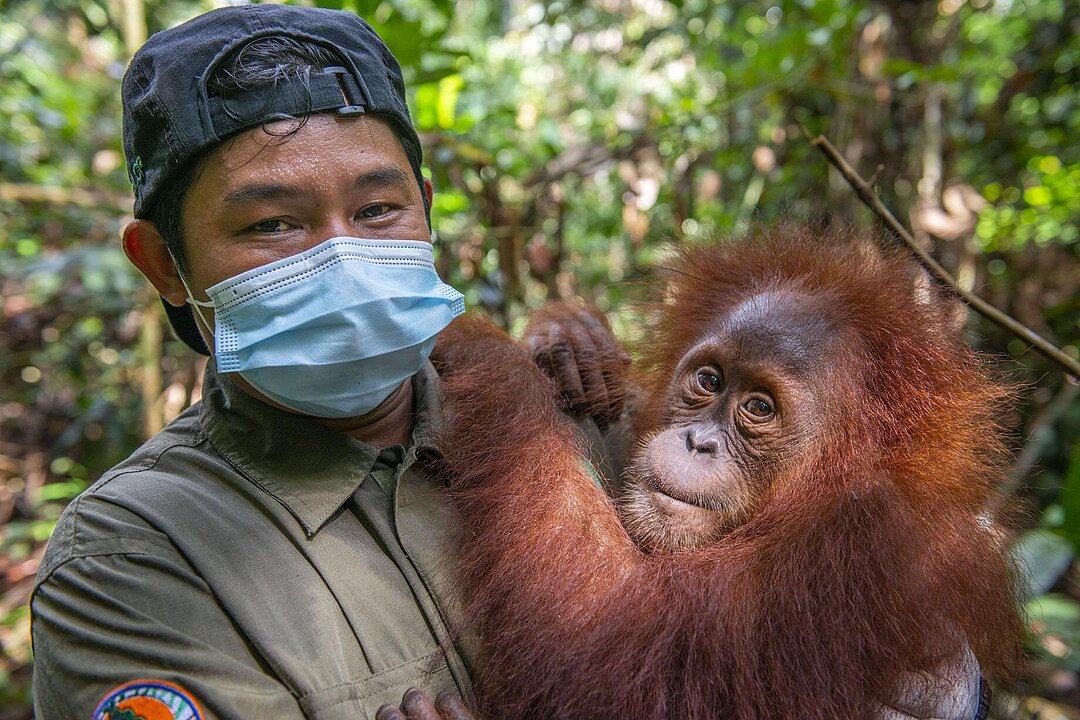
[
  {"x1": 434, "y1": 691, "x2": 479, "y2": 720},
  {"x1": 401, "y1": 687, "x2": 443, "y2": 720}
]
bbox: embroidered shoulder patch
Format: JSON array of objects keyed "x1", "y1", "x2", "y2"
[{"x1": 93, "y1": 679, "x2": 203, "y2": 720}]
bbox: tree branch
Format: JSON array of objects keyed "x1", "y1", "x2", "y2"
[{"x1": 808, "y1": 131, "x2": 1080, "y2": 381}]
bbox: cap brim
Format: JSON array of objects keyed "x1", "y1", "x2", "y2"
[{"x1": 162, "y1": 298, "x2": 211, "y2": 355}]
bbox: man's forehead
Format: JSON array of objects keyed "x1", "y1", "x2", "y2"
[
  {"x1": 217, "y1": 114, "x2": 402, "y2": 162},
  {"x1": 197, "y1": 114, "x2": 413, "y2": 185}
]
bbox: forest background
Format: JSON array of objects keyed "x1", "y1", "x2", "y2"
[{"x1": 0, "y1": 0, "x2": 1078, "y2": 716}]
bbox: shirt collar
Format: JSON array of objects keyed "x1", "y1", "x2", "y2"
[
  {"x1": 410, "y1": 360, "x2": 443, "y2": 456},
  {"x1": 199, "y1": 361, "x2": 444, "y2": 537}
]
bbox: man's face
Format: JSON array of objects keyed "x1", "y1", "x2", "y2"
[{"x1": 180, "y1": 113, "x2": 430, "y2": 311}]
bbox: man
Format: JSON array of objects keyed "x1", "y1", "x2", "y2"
[{"x1": 30, "y1": 5, "x2": 985, "y2": 719}]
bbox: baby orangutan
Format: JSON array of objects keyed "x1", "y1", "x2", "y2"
[{"x1": 429, "y1": 225, "x2": 1024, "y2": 720}]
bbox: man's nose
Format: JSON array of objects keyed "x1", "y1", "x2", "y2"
[{"x1": 322, "y1": 217, "x2": 358, "y2": 239}]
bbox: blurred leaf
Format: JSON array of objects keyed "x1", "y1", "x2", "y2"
[
  {"x1": 1015, "y1": 529, "x2": 1075, "y2": 597},
  {"x1": 36, "y1": 479, "x2": 88, "y2": 502},
  {"x1": 436, "y1": 74, "x2": 463, "y2": 130},
  {"x1": 1027, "y1": 593, "x2": 1080, "y2": 672},
  {"x1": 1061, "y1": 441, "x2": 1080, "y2": 549}
]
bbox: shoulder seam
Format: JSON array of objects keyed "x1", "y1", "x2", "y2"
[
  {"x1": 33, "y1": 539, "x2": 188, "y2": 598},
  {"x1": 93, "y1": 430, "x2": 208, "y2": 492},
  {"x1": 72, "y1": 431, "x2": 209, "y2": 550}
]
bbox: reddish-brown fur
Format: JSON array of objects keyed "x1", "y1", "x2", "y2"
[{"x1": 432, "y1": 225, "x2": 1024, "y2": 720}]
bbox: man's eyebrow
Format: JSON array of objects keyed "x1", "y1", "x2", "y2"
[
  {"x1": 354, "y1": 167, "x2": 413, "y2": 192},
  {"x1": 222, "y1": 183, "x2": 303, "y2": 206},
  {"x1": 220, "y1": 168, "x2": 413, "y2": 207}
]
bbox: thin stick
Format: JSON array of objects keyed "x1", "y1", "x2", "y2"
[{"x1": 809, "y1": 132, "x2": 1080, "y2": 381}]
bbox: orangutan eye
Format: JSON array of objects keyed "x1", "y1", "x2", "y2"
[
  {"x1": 695, "y1": 370, "x2": 721, "y2": 394},
  {"x1": 743, "y1": 397, "x2": 774, "y2": 419}
]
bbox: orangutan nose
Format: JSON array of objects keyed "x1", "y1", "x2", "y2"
[{"x1": 684, "y1": 428, "x2": 720, "y2": 456}]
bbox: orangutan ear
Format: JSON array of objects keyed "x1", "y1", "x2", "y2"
[{"x1": 122, "y1": 220, "x2": 187, "y2": 307}]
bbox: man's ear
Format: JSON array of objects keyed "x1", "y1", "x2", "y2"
[
  {"x1": 122, "y1": 220, "x2": 187, "y2": 307},
  {"x1": 423, "y1": 177, "x2": 434, "y2": 208}
]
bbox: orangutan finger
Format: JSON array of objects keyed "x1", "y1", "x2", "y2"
[
  {"x1": 524, "y1": 325, "x2": 576, "y2": 391},
  {"x1": 572, "y1": 342, "x2": 612, "y2": 419},
  {"x1": 434, "y1": 691, "x2": 478, "y2": 720},
  {"x1": 546, "y1": 340, "x2": 587, "y2": 402},
  {"x1": 524, "y1": 324, "x2": 555, "y2": 362},
  {"x1": 376, "y1": 704, "x2": 405, "y2": 720},
  {"x1": 401, "y1": 687, "x2": 442, "y2": 720},
  {"x1": 521, "y1": 304, "x2": 621, "y2": 421},
  {"x1": 890, "y1": 644, "x2": 980, "y2": 719},
  {"x1": 583, "y1": 318, "x2": 626, "y2": 426}
]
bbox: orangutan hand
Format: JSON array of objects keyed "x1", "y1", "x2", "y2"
[
  {"x1": 878, "y1": 643, "x2": 987, "y2": 720},
  {"x1": 522, "y1": 300, "x2": 630, "y2": 431},
  {"x1": 375, "y1": 688, "x2": 477, "y2": 720}
]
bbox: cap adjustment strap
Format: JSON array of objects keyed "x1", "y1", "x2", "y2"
[
  {"x1": 323, "y1": 66, "x2": 367, "y2": 117},
  {"x1": 204, "y1": 68, "x2": 369, "y2": 137}
]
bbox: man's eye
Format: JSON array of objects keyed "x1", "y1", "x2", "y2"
[
  {"x1": 695, "y1": 371, "x2": 721, "y2": 394},
  {"x1": 249, "y1": 219, "x2": 291, "y2": 233},
  {"x1": 358, "y1": 204, "x2": 393, "y2": 219}
]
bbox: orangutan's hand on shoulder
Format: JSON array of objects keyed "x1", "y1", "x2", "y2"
[
  {"x1": 375, "y1": 688, "x2": 476, "y2": 720},
  {"x1": 521, "y1": 300, "x2": 629, "y2": 430}
]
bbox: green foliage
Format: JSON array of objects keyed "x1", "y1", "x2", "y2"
[
  {"x1": 1028, "y1": 593, "x2": 1080, "y2": 673},
  {"x1": 1059, "y1": 440, "x2": 1080, "y2": 550},
  {"x1": 978, "y1": 157, "x2": 1080, "y2": 249}
]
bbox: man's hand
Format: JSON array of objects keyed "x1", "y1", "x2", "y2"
[
  {"x1": 375, "y1": 688, "x2": 477, "y2": 720},
  {"x1": 878, "y1": 644, "x2": 988, "y2": 720},
  {"x1": 521, "y1": 300, "x2": 630, "y2": 430}
]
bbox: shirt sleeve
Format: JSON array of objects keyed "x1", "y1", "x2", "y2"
[{"x1": 32, "y1": 528, "x2": 304, "y2": 719}]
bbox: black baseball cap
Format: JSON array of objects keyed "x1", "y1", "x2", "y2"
[{"x1": 121, "y1": 4, "x2": 425, "y2": 355}]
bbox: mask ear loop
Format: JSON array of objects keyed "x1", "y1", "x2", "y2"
[
  {"x1": 181, "y1": 275, "x2": 216, "y2": 336},
  {"x1": 166, "y1": 247, "x2": 216, "y2": 339}
]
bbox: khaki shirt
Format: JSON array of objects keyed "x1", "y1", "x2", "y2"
[{"x1": 31, "y1": 362, "x2": 474, "y2": 719}]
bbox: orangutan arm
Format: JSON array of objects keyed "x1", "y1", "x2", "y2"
[
  {"x1": 432, "y1": 314, "x2": 654, "y2": 718},
  {"x1": 433, "y1": 312, "x2": 640, "y2": 640}
]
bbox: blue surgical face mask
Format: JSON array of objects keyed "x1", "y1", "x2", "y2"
[{"x1": 182, "y1": 236, "x2": 464, "y2": 419}]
